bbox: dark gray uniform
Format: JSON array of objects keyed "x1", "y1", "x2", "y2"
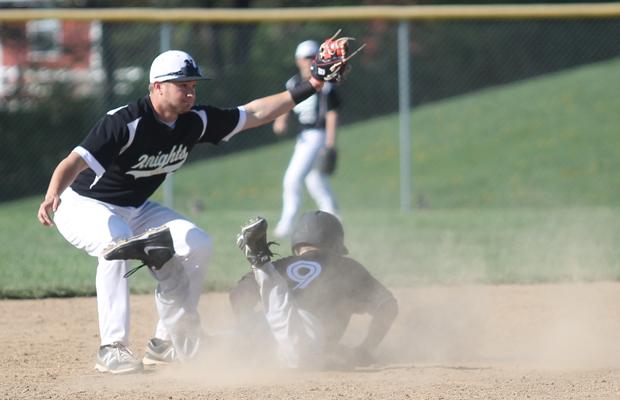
[{"x1": 230, "y1": 249, "x2": 395, "y2": 365}]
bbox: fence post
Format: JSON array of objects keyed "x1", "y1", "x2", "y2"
[
  {"x1": 160, "y1": 22, "x2": 174, "y2": 209},
  {"x1": 398, "y1": 20, "x2": 412, "y2": 212}
]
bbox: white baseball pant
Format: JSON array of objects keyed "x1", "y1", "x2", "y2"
[
  {"x1": 274, "y1": 128, "x2": 339, "y2": 237},
  {"x1": 53, "y1": 187, "x2": 210, "y2": 359}
]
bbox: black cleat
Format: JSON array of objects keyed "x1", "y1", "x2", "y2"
[{"x1": 103, "y1": 226, "x2": 175, "y2": 276}]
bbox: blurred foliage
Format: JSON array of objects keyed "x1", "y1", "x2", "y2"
[{"x1": 0, "y1": 84, "x2": 101, "y2": 200}]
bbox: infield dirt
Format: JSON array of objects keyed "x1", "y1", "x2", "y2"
[{"x1": 2, "y1": 283, "x2": 620, "y2": 399}]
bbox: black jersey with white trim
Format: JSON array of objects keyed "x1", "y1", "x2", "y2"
[
  {"x1": 70, "y1": 95, "x2": 242, "y2": 207},
  {"x1": 285, "y1": 74, "x2": 340, "y2": 130}
]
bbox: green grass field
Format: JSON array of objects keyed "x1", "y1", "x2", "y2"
[{"x1": 1, "y1": 58, "x2": 619, "y2": 298}]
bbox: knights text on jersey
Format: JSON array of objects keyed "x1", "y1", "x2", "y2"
[
  {"x1": 70, "y1": 96, "x2": 242, "y2": 206},
  {"x1": 286, "y1": 74, "x2": 340, "y2": 129}
]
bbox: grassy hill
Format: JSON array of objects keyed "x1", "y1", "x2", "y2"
[
  {"x1": 1, "y1": 58, "x2": 619, "y2": 298},
  {"x1": 176, "y1": 56, "x2": 619, "y2": 211}
]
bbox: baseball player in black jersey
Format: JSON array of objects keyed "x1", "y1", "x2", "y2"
[
  {"x1": 37, "y1": 49, "x2": 327, "y2": 374},
  {"x1": 272, "y1": 40, "x2": 341, "y2": 238},
  {"x1": 232, "y1": 211, "x2": 398, "y2": 369}
]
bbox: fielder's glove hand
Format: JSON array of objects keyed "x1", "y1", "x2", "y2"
[
  {"x1": 311, "y1": 29, "x2": 366, "y2": 83},
  {"x1": 317, "y1": 147, "x2": 338, "y2": 175}
]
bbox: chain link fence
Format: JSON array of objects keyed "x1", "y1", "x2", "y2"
[{"x1": 1, "y1": 8, "x2": 619, "y2": 202}]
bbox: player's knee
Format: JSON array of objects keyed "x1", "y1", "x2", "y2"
[
  {"x1": 167, "y1": 221, "x2": 212, "y2": 259},
  {"x1": 182, "y1": 229, "x2": 212, "y2": 277},
  {"x1": 188, "y1": 231, "x2": 212, "y2": 259}
]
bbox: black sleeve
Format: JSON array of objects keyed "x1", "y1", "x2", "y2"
[
  {"x1": 285, "y1": 75, "x2": 298, "y2": 92},
  {"x1": 78, "y1": 114, "x2": 130, "y2": 170},
  {"x1": 229, "y1": 271, "x2": 260, "y2": 318},
  {"x1": 345, "y1": 260, "x2": 394, "y2": 315},
  {"x1": 195, "y1": 105, "x2": 241, "y2": 144},
  {"x1": 326, "y1": 85, "x2": 341, "y2": 111}
]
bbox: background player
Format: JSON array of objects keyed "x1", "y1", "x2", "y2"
[
  {"x1": 36, "y1": 49, "x2": 328, "y2": 374},
  {"x1": 232, "y1": 211, "x2": 398, "y2": 369},
  {"x1": 272, "y1": 40, "x2": 342, "y2": 238}
]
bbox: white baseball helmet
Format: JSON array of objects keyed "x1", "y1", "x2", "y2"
[{"x1": 149, "y1": 50, "x2": 209, "y2": 83}]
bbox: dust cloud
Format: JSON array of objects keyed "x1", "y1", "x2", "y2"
[
  {"x1": 374, "y1": 283, "x2": 620, "y2": 369},
  {"x1": 155, "y1": 282, "x2": 620, "y2": 394}
]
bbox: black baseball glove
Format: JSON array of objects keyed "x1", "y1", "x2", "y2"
[
  {"x1": 310, "y1": 29, "x2": 366, "y2": 83},
  {"x1": 317, "y1": 147, "x2": 338, "y2": 175},
  {"x1": 236, "y1": 216, "x2": 278, "y2": 267}
]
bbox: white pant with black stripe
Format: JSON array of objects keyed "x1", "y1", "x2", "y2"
[{"x1": 53, "y1": 187, "x2": 210, "y2": 360}]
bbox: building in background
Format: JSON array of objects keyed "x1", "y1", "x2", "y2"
[{"x1": 0, "y1": 1, "x2": 103, "y2": 107}]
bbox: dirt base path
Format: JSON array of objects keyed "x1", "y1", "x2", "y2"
[{"x1": 2, "y1": 283, "x2": 620, "y2": 399}]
